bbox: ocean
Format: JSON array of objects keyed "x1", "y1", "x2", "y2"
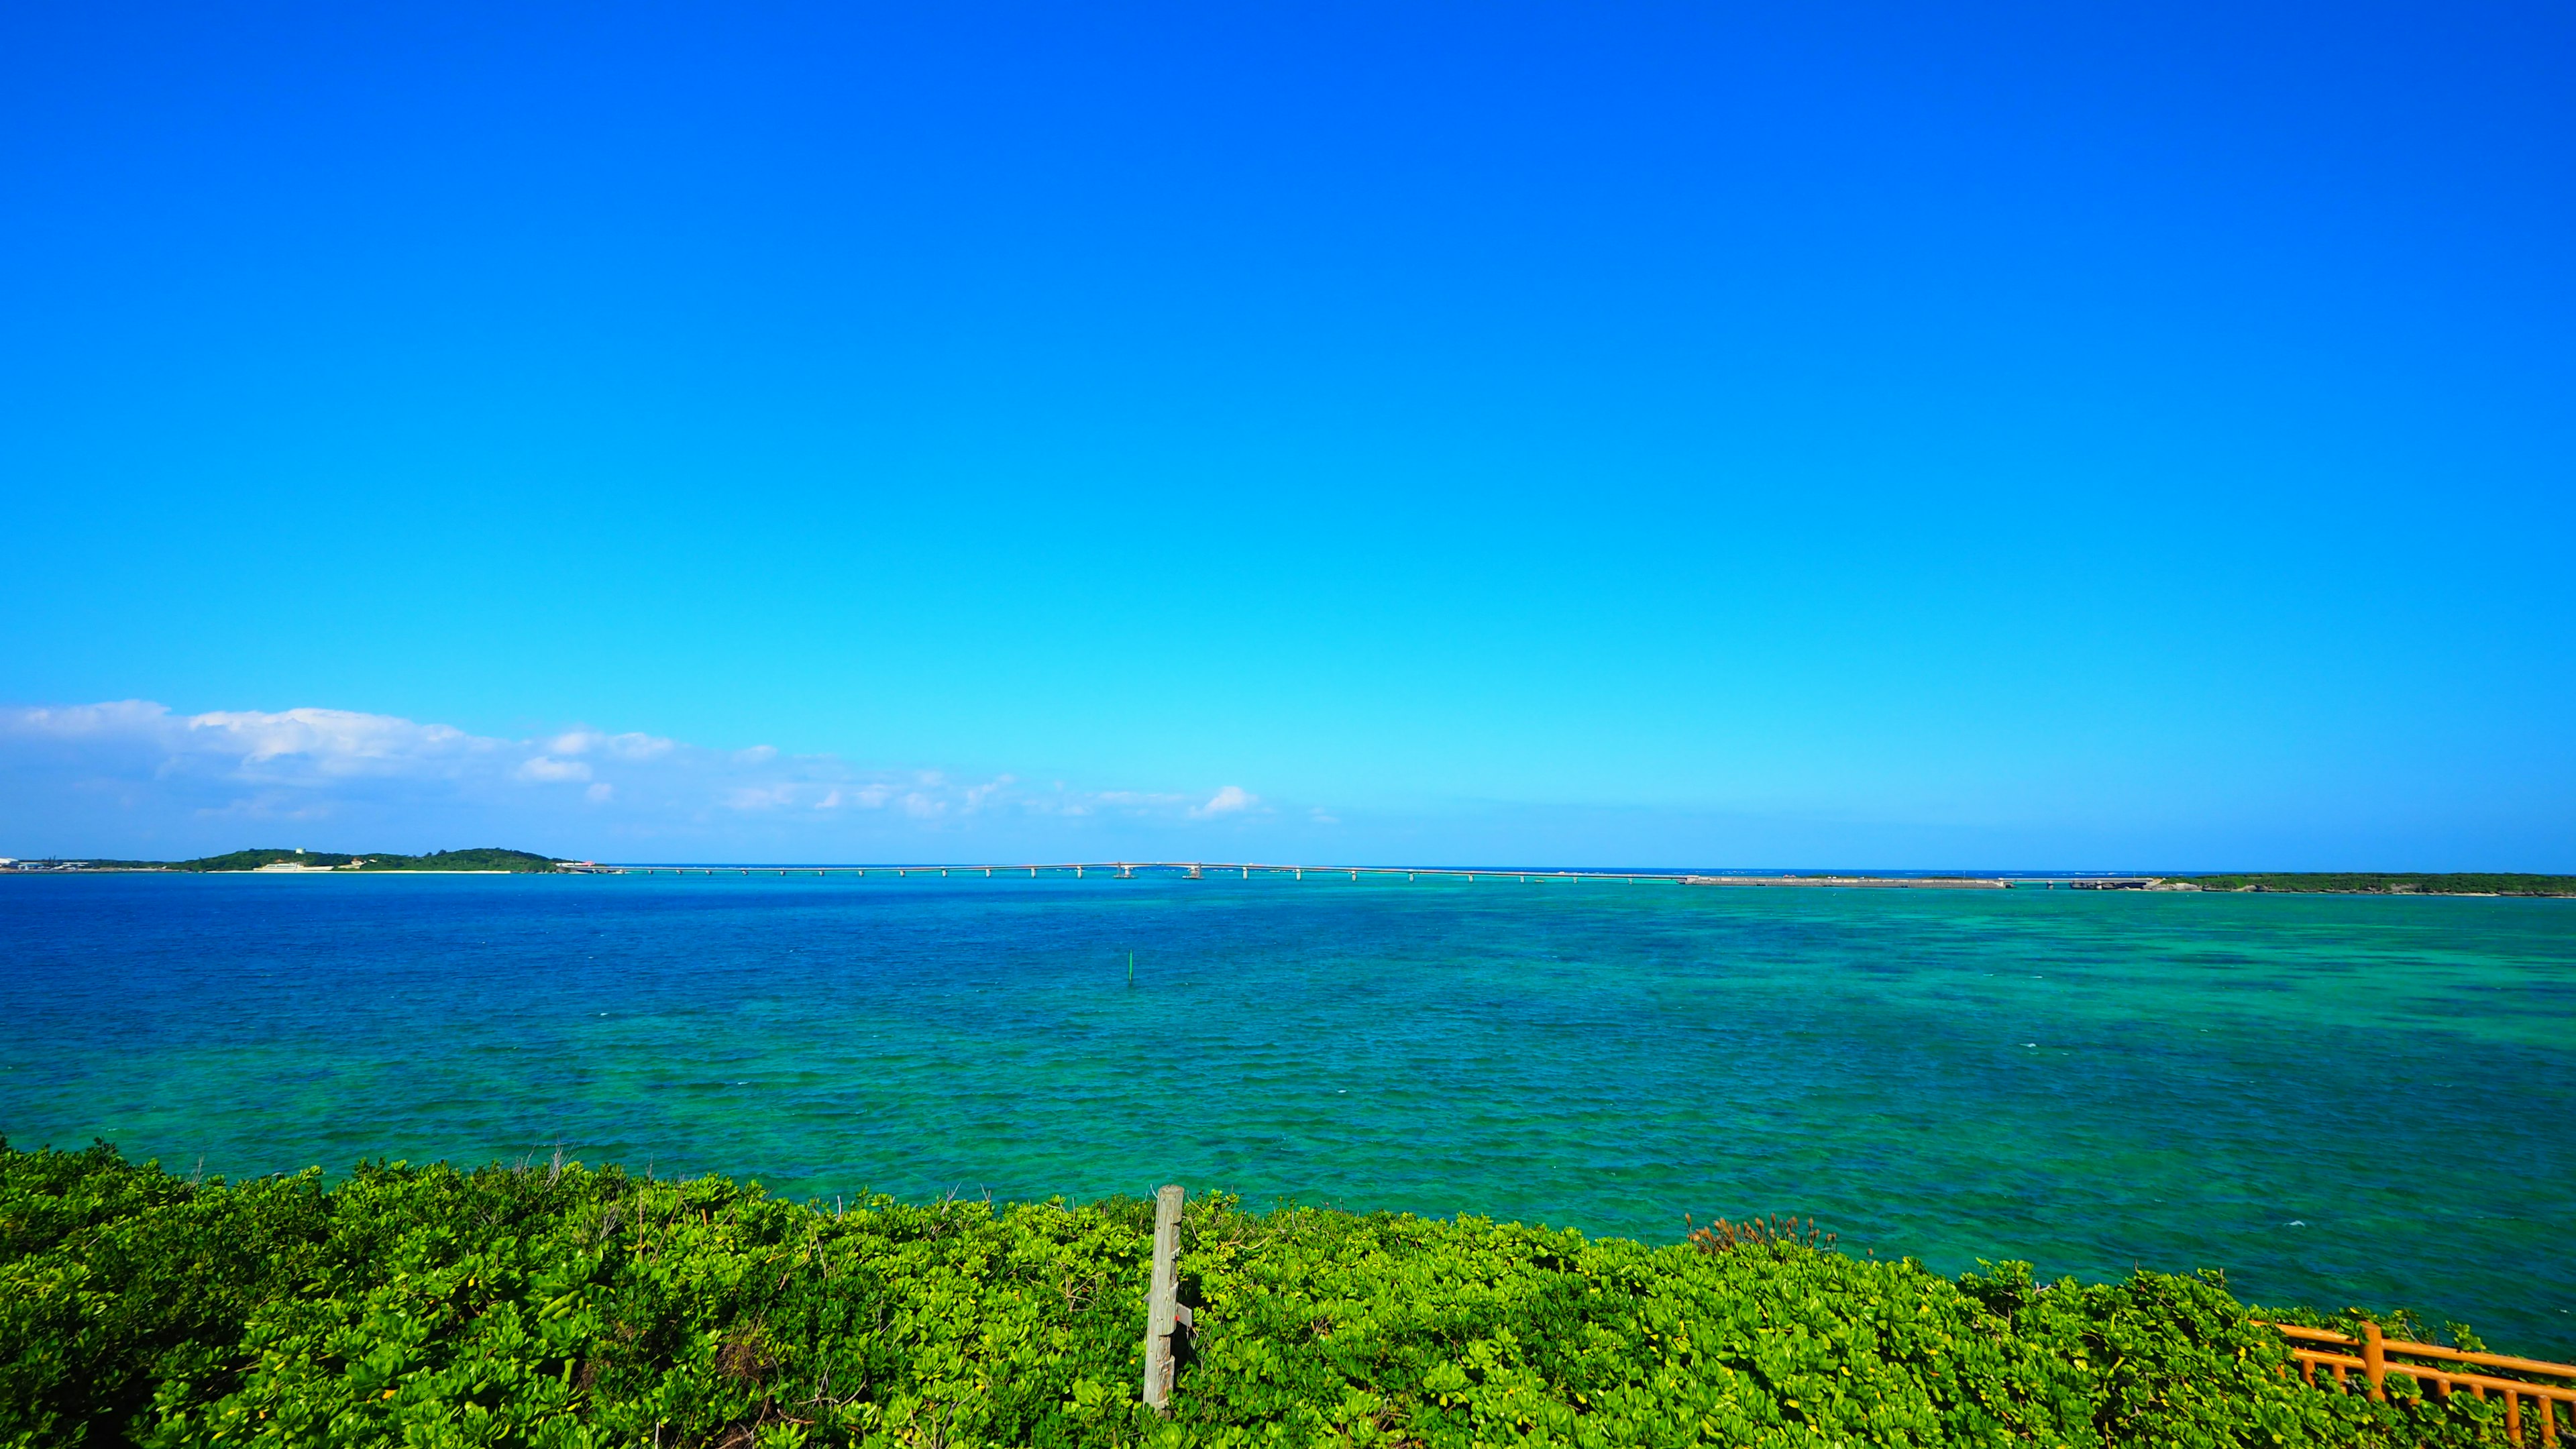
[{"x1": 3, "y1": 871, "x2": 2570, "y2": 1354}]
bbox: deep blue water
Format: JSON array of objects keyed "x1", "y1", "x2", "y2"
[{"x1": 3, "y1": 872, "x2": 2570, "y2": 1354}]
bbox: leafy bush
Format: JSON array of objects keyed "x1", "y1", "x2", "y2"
[
  {"x1": 1683, "y1": 1214, "x2": 1835, "y2": 1254},
  {"x1": 0, "y1": 1142, "x2": 2511, "y2": 1446}
]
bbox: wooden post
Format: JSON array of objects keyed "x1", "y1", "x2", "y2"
[
  {"x1": 1143, "y1": 1184, "x2": 1184, "y2": 1413},
  {"x1": 2363, "y1": 1321, "x2": 2386, "y2": 1402}
]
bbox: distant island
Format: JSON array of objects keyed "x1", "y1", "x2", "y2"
[
  {"x1": 2172, "y1": 872, "x2": 2576, "y2": 896},
  {"x1": 4, "y1": 847, "x2": 585, "y2": 873}
]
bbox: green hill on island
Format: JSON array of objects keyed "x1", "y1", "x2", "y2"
[
  {"x1": 2176, "y1": 872, "x2": 2576, "y2": 896},
  {"x1": 0, "y1": 1142, "x2": 2536, "y2": 1448},
  {"x1": 186, "y1": 847, "x2": 571, "y2": 872},
  {"x1": 32, "y1": 847, "x2": 581, "y2": 872}
]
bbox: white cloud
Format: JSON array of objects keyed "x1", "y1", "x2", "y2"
[
  {"x1": 4, "y1": 700, "x2": 168, "y2": 739},
  {"x1": 186, "y1": 707, "x2": 488, "y2": 779},
  {"x1": 1195, "y1": 785, "x2": 1258, "y2": 818},
  {"x1": 0, "y1": 700, "x2": 1294, "y2": 858},
  {"x1": 1092, "y1": 790, "x2": 1189, "y2": 809},
  {"x1": 5, "y1": 702, "x2": 496, "y2": 788}
]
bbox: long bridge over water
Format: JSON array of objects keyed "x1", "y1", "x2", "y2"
[{"x1": 586, "y1": 861, "x2": 2164, "y2": 889}]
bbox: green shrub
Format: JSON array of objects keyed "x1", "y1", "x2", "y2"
[{"x1": 0, "y1": 1142, "x2": 2512, "y2": 1446}]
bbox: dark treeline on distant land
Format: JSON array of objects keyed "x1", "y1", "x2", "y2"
[
  {"x1": 2178, "y1": 873, "x2": 2576, "y2": 896},
  {"x1": 17, "y1": 847, "x2": 573, "y2": 873}
]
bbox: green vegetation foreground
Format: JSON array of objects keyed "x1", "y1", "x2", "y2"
[{"x1": 0, "y1": 1145, "x2": 2512, "y2": 1448}]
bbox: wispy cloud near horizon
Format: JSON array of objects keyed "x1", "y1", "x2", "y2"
[
  {"x1": 0, "y1": 701, "x2": 1279, "y2": 859},
  {"x1": 6, "y1": 701, "x2": 2560, "y2": 871},
  {"x1": 1193, "y1": 785, "x2": 1258, "y2": 818}
]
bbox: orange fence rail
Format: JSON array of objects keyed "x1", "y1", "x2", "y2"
[{"x1": 2261, "y1": 1321, "x2": 2576, "y2": 1445}]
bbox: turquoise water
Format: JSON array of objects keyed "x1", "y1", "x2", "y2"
[{"x1": 3, "y1": 873, "x2": 2571, "y2": 1354}]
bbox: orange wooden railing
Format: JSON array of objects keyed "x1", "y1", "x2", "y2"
[{"x1": 2261, "y1": 1320, "x2": 2576, "y2": 1445}]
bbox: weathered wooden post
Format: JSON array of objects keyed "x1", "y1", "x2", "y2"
[{"x1": 1142, "y1": 1183, "x2": 1184, "y2": 1413}]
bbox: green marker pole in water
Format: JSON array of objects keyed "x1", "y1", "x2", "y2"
[{"x1": 1129, "y1": 951, "x2": 1136, "y2": 986}]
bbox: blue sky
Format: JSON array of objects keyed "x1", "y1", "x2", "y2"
[{"x1": 3, "y1": 2, "x2": 2570, "y2": 867}]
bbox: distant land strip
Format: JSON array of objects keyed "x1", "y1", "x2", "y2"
[
  {"x1": 0, "y1": 847, "x2": 572, "y2": 873},
  {"x1": 7, "y1": 851, "x2": 2571, "y2": 895},
  {"x1": 2171, "y1": 872, "x2": 2576, "y2": 896}
]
